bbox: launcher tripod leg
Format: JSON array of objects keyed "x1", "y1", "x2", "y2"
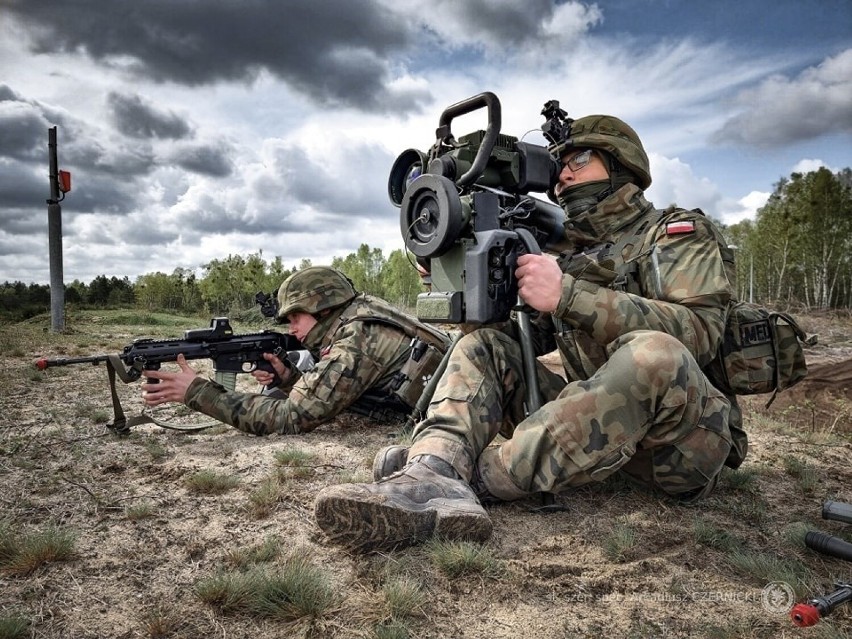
[{"x1": 516, "y1": 309, "x2": 566, "y2": 513}]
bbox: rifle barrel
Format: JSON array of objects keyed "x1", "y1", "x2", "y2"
[
  {"x1": 805, "y1": 531, "x2": 852, "y2": 563},
  {"x1": 36, "y1": 355, "x2": 109, "y2": 370}
]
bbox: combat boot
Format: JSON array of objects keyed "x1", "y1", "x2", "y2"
[
  {"x1": 314, "y1": 455, "x2": 492, "y2": 553},
  {"x1": 469, "y1": 462, "x2": 501, "y2": 506},
  {"x1": 372, "y1": 444, "x2": 409, "y2": 480}
]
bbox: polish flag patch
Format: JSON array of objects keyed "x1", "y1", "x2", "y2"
[{"x1": 665, "y1": 221, "x2": 695, "y2": 235}]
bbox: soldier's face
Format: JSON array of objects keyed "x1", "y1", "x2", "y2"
[
  {"x1": 286, "y1": 311, "x2": 318, "y2": 341},
  {"x1": 555, "y1": 149, "x2": 609, "y2": 197}
]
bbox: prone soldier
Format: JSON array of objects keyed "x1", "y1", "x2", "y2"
[{"x1": 141, "y1": 266, "x2": 450, "y2": 435}]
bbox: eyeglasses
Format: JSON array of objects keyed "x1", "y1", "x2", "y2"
[{"x1": 561, "y1": 149, "x2": 594, "y2": 173}]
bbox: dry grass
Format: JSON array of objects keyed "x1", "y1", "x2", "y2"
[{"x1": 0, "y1": 522, "x2": 76, "y2": 577}]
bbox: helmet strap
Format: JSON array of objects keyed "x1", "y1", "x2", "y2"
[{"x1": 605, "y1": 153, "x2": 638, "y2": 193}]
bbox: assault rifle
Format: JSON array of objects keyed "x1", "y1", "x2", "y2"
[{"x1": 35, "y1": 317, "x2": 302, "y2": 433}]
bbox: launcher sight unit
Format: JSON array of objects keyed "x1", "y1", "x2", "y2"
[{"x1": 389, "y1": 92, "x2": 567, "y2": 324}]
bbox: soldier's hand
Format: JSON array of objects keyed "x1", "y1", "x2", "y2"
[
  {"x1": 515, "y1": 253, "x2": 563, "y2": 313},
  {"x1": 141, "y1": 354, "x2": 199, "y2": 405},
  {"x1": 252, "y1": 352, "x2": 290, "y2": 387}
]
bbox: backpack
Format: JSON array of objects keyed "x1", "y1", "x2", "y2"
[
  {"x1": 706, "y1": 301, "x2": 815, "y2": 402},
  {"x1": 629, "y1": 208, "x2": 815, "y2": 403},
  {"x1": 679, "y1": 211, "x2": 816, "y2": 401}
]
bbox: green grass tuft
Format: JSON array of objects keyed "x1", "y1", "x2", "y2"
[
  {"x1": 185, "y1": 470, "x2": 241, "y2": 495},
  {"x1": 0, "y1": 521, "x2": 77, "y2": 576},
  {"x1": 246, "y1": 476, "x2": 283, "y2": 519},
  {"x1": 225, "y1": 536, "x2": 282, "y2": 569},
  {"x1": 602, "y1": 518, "x2": 638, "y2": 563},
  {"x1": 196, "y1": 551, "x2": 337, "y2": 621},
  {"x1": 425, "y1": 538, "x2": 504, "y2": 579},
  {"x1": 693, "y1": 519, "x2": 745, "y2": 552},
  {"x1": 125, "y1": 502, "x2": 156, "y2": 521},
  {"x1": 781, "y1": 455, "x2": 819, "y2": 494},
  {"x1": 727, "y1": 549, "x2": 812, "y2": 597},
  {"x1": 374, "y1": 620, "x2": 411, "y2": 639},
  {"x1": 382, "y1": 575, "x2": 426, "y2": 620},
  {"x1": 0, "y1": 614, "x2": 30, "y2": 639},
  {"x1": 273, "y1": 447, "x2": 315, "y2": 467}
]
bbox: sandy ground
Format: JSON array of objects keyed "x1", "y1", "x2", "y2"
[{"x1": 1, "y1": 312, "x2": 850, "y2": 638}]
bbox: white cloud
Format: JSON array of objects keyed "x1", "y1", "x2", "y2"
[
  {"x1": 712, "y1": 48, "x2": 852, "y2": 147},
  {"x1": 542, "y1": 1, "x2": 603, "y2": 41},
  {"x1": 791, "y1": 158, "x2": 839, "y2": 174},
  {"x1": 718, "y1": 190, "x2": 770, "y2": 225},
  {"x1": 645, "y1": 153, "x2": 722, "y2": 217},
  {"x1": 647, "y1": 153, "x2": 771, "y2": 226},
  {"x1": 382, "y1": 0, "x2": 602, "y2": 54}
]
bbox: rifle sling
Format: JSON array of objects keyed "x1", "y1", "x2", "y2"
[{"x1": 104, "y1": 356, "x2": 217, "y2": 434}]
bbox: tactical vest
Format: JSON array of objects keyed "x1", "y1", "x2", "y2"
[
  {"x1": 326, "y1": 294, "x2": 452, "y2": 408},
  {"x1": 557, "y1": 206, "x2": 811, "y2": 404},
  {"x1": 552, "y1": 207, "x2": 697, "y2": 381}
]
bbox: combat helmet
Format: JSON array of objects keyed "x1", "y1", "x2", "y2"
[
  {"x1": 276, "y1": 266, "x2": 357, "y2": 321},
  {"x1": 549, "y1": 115, "x2": 651, "y2": 189}
]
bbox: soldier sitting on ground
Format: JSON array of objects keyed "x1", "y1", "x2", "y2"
[{"x1": 313, "y1": 114, "x2": 746, "y2": 552}]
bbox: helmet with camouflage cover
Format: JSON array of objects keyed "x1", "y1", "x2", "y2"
[
  {"x1": 276, "y1": 266, "x2": 357, "y2": 321},
  {"x1": 549, "y1": 115, "x2": 651, "y2": 189}
]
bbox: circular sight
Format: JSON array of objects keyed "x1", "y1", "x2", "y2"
[
  {"x1": 399, "y1": 174, "x2": 463, "y2": 258},
  {"x1": 388, "y1": 148, "x2": 429, "y2": 207}
]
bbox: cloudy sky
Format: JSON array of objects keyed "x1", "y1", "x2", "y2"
[{"x1": 1, "y1": 0, "x2": 850, "y2": 285}]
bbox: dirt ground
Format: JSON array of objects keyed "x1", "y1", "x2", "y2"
[{"x1": 1, "y1": 311, "x2": 850, "y2": 638}]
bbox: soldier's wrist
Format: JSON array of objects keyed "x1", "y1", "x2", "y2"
[
  {"x1": 184, "y1": 376, "x2": 221, "y2": 408},
  {"x1": 554, "y1": 274, "x2": 577, "y2": 318}
]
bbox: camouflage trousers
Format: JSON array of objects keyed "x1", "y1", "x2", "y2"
[{"x1": 408, "y1": 328, "x2": 733, "y2": 501}]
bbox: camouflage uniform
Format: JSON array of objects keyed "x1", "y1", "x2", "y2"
[
  {"x1": 408, "y1": 183, "x2": 743, "y2": 500},
  {"x1": 312, "y1": 113, "x2": 744, "y2": 553},
  {"x1": 184, "y1": 267, "x2": 449, "y2": 435}
]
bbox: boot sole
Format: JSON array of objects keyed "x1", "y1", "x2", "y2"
[{"x1": 315, "y1": 490, "x2": 492, "y2": 553}]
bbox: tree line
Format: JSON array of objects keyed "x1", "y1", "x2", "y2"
[
  {"x1": 0, "y1": 245, "x2": 423, "y2": 321},
  {"x1": 2, "y1": 167, "x2": 850, "y2": 322},
  {"x1": 726, "y1": 167, "x2": 852, "y2": 310}
]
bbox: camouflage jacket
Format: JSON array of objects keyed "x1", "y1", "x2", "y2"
[
  {"x1": 534, "y1": 183, "x2": 735, "y2": 379},
  {"x1": 528, "y1": 183, "x2": 746, "y2": 465},
  {"x1": 183, "y1": 295, "x2": 421, "y2": 435}
]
